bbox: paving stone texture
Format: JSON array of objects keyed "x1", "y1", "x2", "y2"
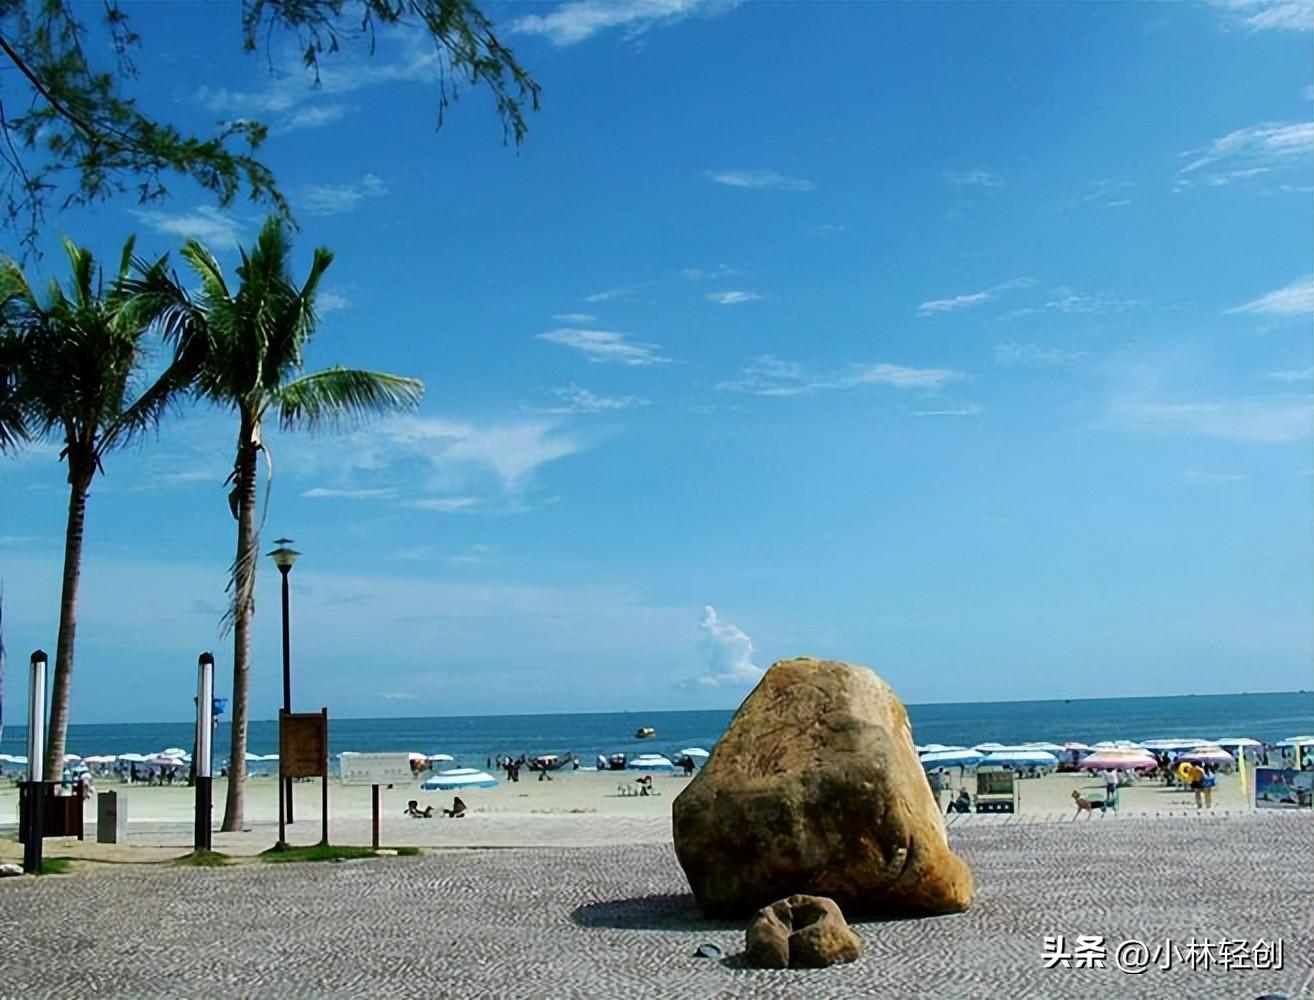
[{"x1": 0, "y1": 812, "x2": 1309, "y2": 999}]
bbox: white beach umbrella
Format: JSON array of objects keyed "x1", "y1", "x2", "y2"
[
  {"x1": 259, "y1": 753, "x2": 280, "y2": 761},
  {"x1": 426, "y1": 753, "x2": 455, "y2": 762},
  {"x1": 920, "y1": 749, "x2": 985, "y2": 768},
  {"x1": 159, "y1": 747, "x2": 189, "y2": 758},
  {"x1": 1277, "y1": 736, "x2": 1314, "y2": 746},
  {"x1": 244, "y1": 752, "x2": 264, "y2": 762},
  {"x1": 63, "y1": 753, "x2": 82, "y2": 761},
  {"x1": 421, "y1": 768, "x2": 497, "y2": 790},
  {"x1": 1140, "y1": 738, "x2": 1209, "y2": 751},
  {"x1": 1022, "y1": 742, "x2": 1065, "y2": 753},
  {"x1": 981, "y1": 750, "x2": 1058, "y2": 768},
  {"x1": 628, "y1": 754, "x2": 675, "y2": 770},
  {"x1": 920, "y1": 744, "x2": 966, "y2": 754},
  {"x1": 117, "y1": 752, "x2": 151, "y2": 763},
  {"x1": 680, "y1": 748, "x2": 711, "y2": 758},
  {"x1": 1062, "y1": 742, "x2": 1091, "y2": 751},
  {"x1": 972, "y1": 742, "x2": 1006, "y2": 752},
  {"x1": 1091, "y1": 740, "x2": 1144, "y2": 751},
  {"x1": 1174, "y1": 746, "x2": 1234, "y2": 766},
  {"x1": 1212, "y1": 737, "x2": 1261, "y2": 748},
  {"x1": 1079, "y1": 749, "x2": 1157, "y2": 771},
  {"x1": 82, "y1": 755, "x2": 118, "y2": 764},
  {"x1": 0, "y1": 753, "x2": 27, "y2": 764}
]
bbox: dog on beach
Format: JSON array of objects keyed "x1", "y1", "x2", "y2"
[{"x1": 1072, "y1": 789, "x2": 1106, "y2": 816}]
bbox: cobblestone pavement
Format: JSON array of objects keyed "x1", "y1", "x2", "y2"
[{"x1": 1, "y1": 812, "x2": 1309, "y2": 999}]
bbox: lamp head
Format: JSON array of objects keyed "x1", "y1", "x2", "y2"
[{"x1": 267, "y1": 537, "x2": 301, "y2": 569}]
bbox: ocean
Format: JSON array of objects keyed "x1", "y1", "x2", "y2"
[{"x1": 1, "y1": 691, "x2": 1310, "y2": 769}]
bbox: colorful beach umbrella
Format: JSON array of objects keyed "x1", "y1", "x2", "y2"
[
  {"x1": 1175, "y1": 746, "x2": 1234, "y2": 766},
  {"x1": 1079, "y1": 749, "x2": 1157, "y2": 770}
]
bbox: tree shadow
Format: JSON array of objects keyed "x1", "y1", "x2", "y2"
[{"x1": 570, "y1": 893, "x2": 743, "y2": 932}]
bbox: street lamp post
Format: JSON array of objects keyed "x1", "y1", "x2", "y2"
[
  {"x1": 22, "y1": 650, "x2": 48, "y2": 874},
  {"x1": 268, "y1": 538, "x2": 300, "y2": 825},
  {"x1": 194, "y1": 652, "x2": 215, "y2": 853}
]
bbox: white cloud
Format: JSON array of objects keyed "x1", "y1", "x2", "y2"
[
  {"x1": 1178, "y1": 121, "x2": 1314, "y2": 188},
  {"x1": 552, "y1": 312, "x2": 597, "y2": 323},
  {"x1": 913, "y1": 404, "x2": 983, "y2": 418},
  {"x1": 718, "y1": 356, "x2": 962, "y2": 396},
  {"x1": 512, "y1": 0, "x2": 739, "y2": 46},
  {"x1": 131, "y1": 206, "x2": 245, "y2": 248},
  {"x1": 1041, "y1": 289, "x2": 1139, "y2": 314},
  {"x1": 1227, "y1": 276, "x2": 1314, "y2": 316},
  {"x1": 303, "y1": 173, "x2": 388, "y2": 216},
  {"x1": 317, "y1": 291, "x2": 350, "y2": 314},
  {"x1": 943, "y1": 169, "x2": 1003, "y2": 190},
  {"x1": 381, "y1": 417, "x2": 583, "y2": 489},
  {"x1": 705, "y1": 169, "x2": 814, "y2": 191},
  {"x1": 1111, "y1": 398, "x2": 1313, "y2": 443},
  {"x1": 534, "y1": 384, "x2": 650, "y2": 414},
  {"x1": 918, "y1": 277, "x2": 1033, "y2": 316},
  {"x1": 994, "y1": 342, "x2": 1087, "y2": 366},
  {"x1": 1268, "y1": 366, "x2": 1314, "y2": 382},
  {"x1": 706, "y1": 290, "x2": 763, "y2": 305},
  {"x1": 402, "y1": 496, "x2": 483, "y2": 512},
  {"x1": 536, "y1": 328, "x2": 671, "y2": 366},
  {"x1": 278, "y1": 104, "x2": 350, "y2": 132},
  {"x1": 584, "y1": 284, "x2": 645, "y2": 303},
  {"x1": 693, "y1": 605, "x2": 763, "y2": 688},
  {"x1": 302, "y1": 487, "x2": 397, "y2": 499},
  {"x1": 1185, "y1": 470, "x2": 1246, "y2": 483},
  {"x1": 1212, "y1": 0, "x2": 1314, "y2": 31}
]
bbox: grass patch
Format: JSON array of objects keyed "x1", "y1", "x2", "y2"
[
  {"x1": 39, "y1": 857, "x2": 73, "y2": 875},
  {"x1": 174, "y1": 849, "x2": 234, "y2": 868},
  {"x1": 260, "y1": 842, "x2": 421, "y2": 864}
]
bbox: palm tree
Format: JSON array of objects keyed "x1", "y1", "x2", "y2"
[
  {"x1": 166, "y1": 217, "x2": 423, "y2": 831},
  {"x1": 0, "y1": 237, "x2": 200, "y2": 775}
]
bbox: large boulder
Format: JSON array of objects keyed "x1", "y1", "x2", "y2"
[
  {"x1": 745, "y1": 894, "x2": 862, "y2": 969},
  {"x1": 672, "y1": 657, "x2": 973, "y2": 918}
]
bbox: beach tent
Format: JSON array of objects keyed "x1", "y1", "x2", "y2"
[
  {"x1": 627, "y1": 754, "x2": 675, "y2": 771},
  {"x1": 920, "y1": 749, "x2": 984, "y2": 768},
  {"x1": 421, "y1": 768, "x2": 497, "y2": 790},
  {"x1": 980, "y1": 749, "x2": 1059, "y2": 768},
  {"x1": 1079, "y1": 749, "x2": 1157, "y2": 771}
]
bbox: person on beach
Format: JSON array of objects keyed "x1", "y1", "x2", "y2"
[
  {"x1": 635, "y1": 774, "x2": 653, "y2": 796},
  {"x1": 443, "y1": 796, "x2": 467, "y2": 818},
  {"x1": 1102, "y1": 768, "x2": 1117, "y2": 804},
  {"x1": 1202, "y1": 765, "x2": 1216, "y2": 808},
  {"x1": 405, "y1": 800, "x2": 433, "y2": 818},
  {"x1": 947, "y1": 788, "x2": 971, "y2": 814}
]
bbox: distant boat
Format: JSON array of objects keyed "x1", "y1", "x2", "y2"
[{"x1": 635, "y1": 727, "x2": 656, "y2": 739}]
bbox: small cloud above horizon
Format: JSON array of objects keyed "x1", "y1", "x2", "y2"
[
  {"x1": 917, "y1": 277, "x2": 1034, "y2": 316},
  {"x1": 303, "y1": 173, "x2": 388, "y2": 216},
  {"x1": 511, "y1": 0, "x2": 740, "y2": 46},
  {"x1": 706, "y1": 290, "x2": 763, "y2": 305},
  {"x1": 718, "y1": 356, "x2": 962, "y2": 397},
  {"x1": 536, "y1": 328, "x2": 672, "y2": 366},
  {"x1": 690, "y1": 605, "x2": 764, "y2": 688},
  {"x1": 705, "y1": 169, "x2": 814, "y2": 191},
  {"x1": 1226, "y1": 276, "x2": 1314, "y2": 316}
]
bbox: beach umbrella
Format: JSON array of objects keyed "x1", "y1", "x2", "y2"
[
  {"x1": 117, "y1": 752, "x2": 151, "y2": 763},
  {"x1": 1022, "y1": 742, "x2": 1065, "y2": 753},
  {"x1": 627, "y1": 754, "x2": 675, "y2": 771},
  {"x1": 159, "y1": 747, "x2": 189, "y2": 758},
  {"x1": 1091, "y1": 740, "x2": 1144, "y2": 750},
  {"x1": 1079, "y1": 749, "x2": 1157, "y2": 771},
  {"x1": 1062, "y1": 742, "x2": 1090, "y2": 751},
  {"x1": 82, "y1": 755, "x2": 118, "y2": 764},
  {"x1": 1140, "y1": 738, "x2": 1210, "y2": 751},
  {"x1": 972, "y1": 742, "x2": 1006, "y2": 752},
  {"x1": 920, "y1": 744, "x2": 966, "y2": 754},
  {"x1": 426, "y1": 753, "x2": 455, "y2": 762},
  {"x1": 920, "y1": 749, "x2": 985, "y2": 768},
  {"x1": 1212, "y1": 737, "x2": 1261, "y2": 748},
  {"x1": 680, "y1": 748, "x2": 711, "y2": 758},
  {"x1": 1175, "y1": 746, "x2": 1234, "y2": 767},
  {"x1": 420, "y1": 768, "x2": 497, "y2": 790},
  {"x1": 1277, "y1": 736, "x2": 1314, "y2": 746},
  {"x1": 63, "y1": 753, "x2": 82, "y2": 761},
  {"x1": 981, "y1": 749, "x2": 1059, "y2": 768},
  {"x1": 0, "y1": 753, "x2": 27, "y2": 764},
  {"x1": 259, "y1": 753, "x2": 280, "y2": 761}
]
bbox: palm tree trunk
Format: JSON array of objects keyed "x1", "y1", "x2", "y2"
[
  {"x1": 220, "y1": 415, "x2": 260, "y2": 832},
  {"x1": 43, "y1": 455, "x2": 94, "y2": 779}
]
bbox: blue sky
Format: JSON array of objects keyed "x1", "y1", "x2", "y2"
[{"x1": 2, "y1": 0, "x2": 1311, "y2": 725}]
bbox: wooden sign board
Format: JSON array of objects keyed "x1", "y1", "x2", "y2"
[{"x1": 280, "y1": 709, "x2": 328, "y2": 778}]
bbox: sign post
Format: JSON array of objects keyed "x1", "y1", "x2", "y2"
[
  {"x1": 280, "y1": 708, "x2": 329, "y2": 845},
  {"x1": 339, "y1": 752, "x2": 413, "y2": 851}
]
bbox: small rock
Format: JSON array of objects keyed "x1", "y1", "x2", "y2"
[
  {"x1": 745, "y1": 894, "x2": 862, "y2": 969},
  {"x1": 0, "y1": 863, "x2": 23, "y2": 878},
  {"x1": 692, "y1": 943, "x2": 723, "y2": 959}
]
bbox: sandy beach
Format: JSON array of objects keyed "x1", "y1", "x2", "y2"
[{"x1": 0, "y1": 765, "x2": 1265, "y2": 861}]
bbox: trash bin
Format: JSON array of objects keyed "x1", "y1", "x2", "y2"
[{"x1": 97, "y1": 791, "x2": 127, "y2": 844}]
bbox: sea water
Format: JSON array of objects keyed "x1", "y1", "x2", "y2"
[{"x1": 1, "y1": 691, "x2": 1309, "y2": 769}]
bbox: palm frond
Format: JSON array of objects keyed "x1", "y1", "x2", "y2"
[{"x1": 276, "y1": 368, "x2": 424, "y2": 433}]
